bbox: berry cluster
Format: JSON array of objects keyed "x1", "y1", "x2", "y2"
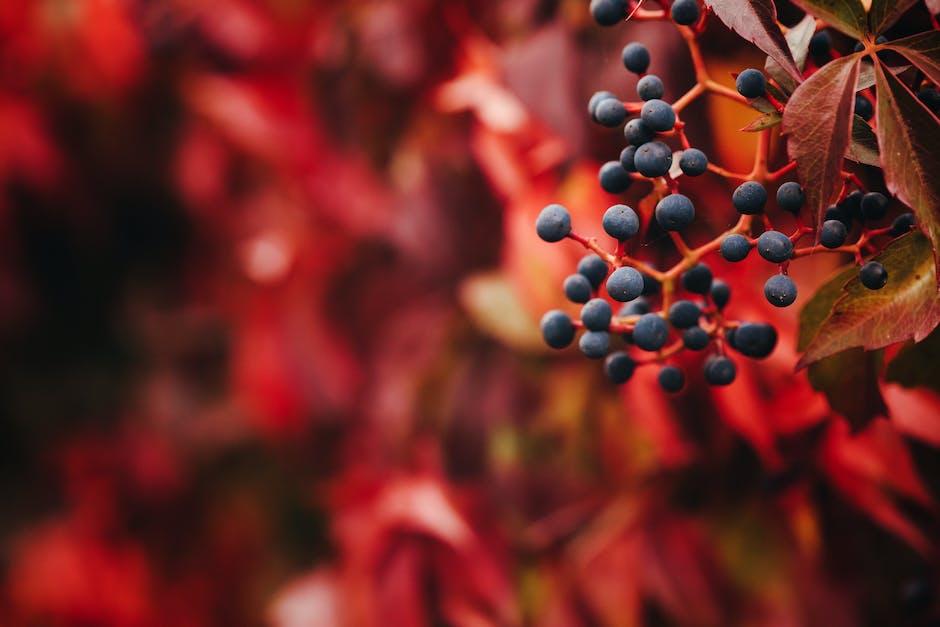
[{"x1": 534, "y1": 1, "x2": 918, "y2": 391}]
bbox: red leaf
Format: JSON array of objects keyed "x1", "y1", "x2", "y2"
[
  {"x1": 886, "y1": 31, "x2": 940, "y2": 94},
  {"x1": 868, "y1": 0, "x2": 919, "y2": 35},
  {"x1": 782, "y1": 54, "x2": 861, "y2": 231},
  {"x1": 789, "y1": 0, "x2": 867, "y2": 39},
  {"x1": 881, "y1": 383, "x2": 940, "y2": 447},
  {"x1": 702, "y1": 0, "x2": 802, "y2": 83}
]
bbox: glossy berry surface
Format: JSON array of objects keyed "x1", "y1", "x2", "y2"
[
  {"x1": 776, "y1": 182, "x2": 804, "y2": 213},
  {"x1": 604, "y1": 352, "x2": 636, "y2": 383},
  {"x1": 535, "y1": 204, "x2": 571, "y2": 242},
  {"x1": 729, "y1": 322, "x2": 777, "y2": 358},
  {"x1": 704, "y1": 356, "x2": 736, "y2": 385},
  {"x1": 633, "y1": 314, "x2": 669, "y2": 351},
  {"x1": 588, "y1": 90, "x2": 618, "y2": 121},
  {"x1": 890, "y1": 213, "x2": 915, "y2": 237},
  {"x1": 599, "y1": 161, "x2": 632, "y2": 194},
  {"x1": 658, "y1": 365, "x2": 685, "y2": 392},
  {"x1": 563, "y1": 274, "x2": 592, "y2": 303},
  {"x1": 634, "y1": 141, "x2": 673, "y2": 177},
  {"x1": 640, "y1": 99, "x2": 676, "y2": 132},
  {"x1": 624, "y1": 118, "x2": 655, "y2": 146},
  {"x1": 541, "y1": 310, "x2": 575, "y2": 348},
  {"x1": 668, "y1": 300, "x2": 700, "y2": 329},
  {"x1": 581, "y1": 298, "x2": 612, "y2": 331},
  {"x1": 764, "y1": 274, "x2": 797, "y2": 307},
  {"x1": 654, "y1": 194, "x2": 695, "y2": 231},
  {"x1": 578, "y1": 254, "x2": 609, "y2": 289},
  {"x1": 825, "y1": 205, "x2": 852, "y2": 228},
  {"x1": 679, "y1": 148, "x2": 707, "y2": 176},
  {"x1": 580, "y1": 331, "x2": 610, "y2": 359},
  {"x1": 682, "y1": 327, "x2": 710, "y2": 350},
  {"x1": 820, "y1": 219, "x2": 847, "y2": 249},
  {"x1": 736, "y1": 69, "x2": 766, "y2": 98},
  {"x1": 710, "y1": 280, "x2": 731, "y2": 309},
  {"x1": 733, "y1": 181, "x2": 767, "y2": 214},
  {"x1": 808, "y1": 30, "x2": 831, "y2": 57},
  {"x1": 720, "y1": 234, "x2": 752, "y2": 262},
  {"x1": 681, "y1": 263, "x2": 712, "y2": 294},
  {"x1": 859, "y1": 261, "x2": 888, "y2": 290},
  {"x1": 757, "y1": 230, "x2": 793, "y2": 263},
  {"x1": 670, "y1": 0, "x2": 700, "y2": 25},
  {"x1": 637, "y1": 75, "x2": 665, "y2": 101},
  {"x1": 590, "y1": 0, "x2": 628, "y2": 26},
  {"x1": 603, "y1": 204, "x2": 640, "y2": 240},
  {"x1": 620, "y1": 146, "x2": 637, "y2": 172},
  {"x1": 594, "y1": 98, "x2": 627, "y2": 127},
  {"x1": 860, "y1": 192, "x2": 888, "y2": 221},
  {"x1": 854, "y1": 95, "x2": 873, "y2": 122},
  {"x1": 606, "y1": 266, "x2": 645, "y2": 302},
  {"x1": 621, "y1": 42, "x2": 651, "y2": 74}
]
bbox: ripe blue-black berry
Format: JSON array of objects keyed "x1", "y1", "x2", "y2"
[
  {"x1": 733, "y1": 181, "x2": 768, "y2": 214},
  {"x1": 736, "y1": 69, "x2": 766, "y2": 99},
  {"x1": 854, "y1": 94, "x2": 873, "y2": 122},
  {"x1": 890, "y1": 213, "x2": 916, "y2": 237},
  {"x1": 641, "y1": 272, "x2": 661, "y2": 295},
  {"x1": 839, "y1": 190, "x2": 864, "y2": 219},
  {"x1": 710, "y1": 279, "x2": 731, "y2": 309},
  {"x1": 536, "y1": 203, "x2": 571, "y2": 242},
  {"x1": 776, "y1": 182, "x2": 804, "y2": 213},
  {"x1": 599, "y1": 161, "x2": 632, "y2": 193},
  {"x1": 564, "y1": 274, "x2": 593, "y2": 303},
  {"x1": 640, "y1": 99, "x2": 676, "y2": 132},
  {"x1": 633, "y1": 313, "x2": 669, "y2": 351},
  {"x1": 679, "y1": 148, "x2": 707, "y2": 176},
  {"x1": 624, "y1": 118, "x2": 655, "y2": 145},
  {"x1": 581, "y1": 298, "x2": 613, "y2": 331},
  {"x1": 606, "y1": 266, "x2": 645, "y2": 302},
  {"x1": 917, "y1": 87, "x2": 940, "y2": 113},
  {"x1": 541, "y1": 310, "x2": 575, "y2": 348},
  {"x1": 681, "y1": 263, "x2": 713, "y2": 294},
  {"x1": 634, "y1": 141, "x2": 673, "y2": 177},
  {"x1": 580, "y1": 331, "x2": 610, "y2": 358},
  {"x1": 825, "y1": 205, "x2": 852, "y2": 228},
  {"x1": 682, "y1": 326, "x2": 710, "y2": 350},
  {"x1": 658, "y1": 365, "x2": 685, "y2": 392},
  {"x1": 604, "y1": 351, "x2": 636, "y2": 383},
  {"x1": 729, "y1": 322, "x2": 777, "y2": 358},
  {"x1": 637, "y1": 75, "x2": 665, "y2": 101},
  {"x1": 720, "y1": 234, "x2": 752, "y2": 262},
  {"x1": 808, "y1": 30, "x2": 831, "y2": 58},
  {"x1": 594, "y1": 98, "x2": 627, "y2": 127},
  {"x1": 621, "y1": 43, "x2": 651, "y2": 74},
  {"x1": 704, "y1": 355, "x2": 736, "y2": 385},
  {"x1": 859, "y1": 261, "x2": 888, "y2": 289},
  {"x1": 670, "y1": 0, "x2": 700, "y2": 25},
  {"x1": 603, "y1": 204, "x2": 640, "y2": 240},
  {"x1": 764, "y1": 274, "x2": 797, "y2": 307},
  {"x1": 860, "y1": 192, "x2": 888, "y2": 221},
  {"x1": 820, "y1": 219, "x2": 847, "y2": 249},
  {"x1": 578, "y1": 254, "x2": 609, "y2": 289},
  {"x1": 620, "y1": 146, "x2": 637, "y2": 172},
  {"x1": 590, "y1": 0, "x2": 628, "y2": 26},
  {"x1": 619, "y1": 296, "x2": 650, "y2": 317},
  {"x1": 589, "y1": 90, "x2": 618, "y2": 121},
  {"x1": 668, "y1": 300, "x2": 700, "y2": 328},
  {"x1": 654, "y1": 193, "x2": 695, "y2": 231},
  {"x1": 757, "y1": 230, "x2": 793, "y2": 263}
]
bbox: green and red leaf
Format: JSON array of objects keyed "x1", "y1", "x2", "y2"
[
  {"x1": 846, "y1": 115, "x2": 880, "y2": 166},
  {"x1": 808, "y1": 348, "x2": 886, "y2": 432},
  {"x1": 789, "y1": 0, "x2": 867, "y2": 40},
  {"x1": 782, "y1": 54, "x2": 861, "y2": 231},
  {"x1": 703, "y1": 0, "x2": 802, "y2": 82},
  {"x1": 886, "y1": 31, "x2": 940, "y2": 88},
  {"x1": 765, "y1": 14, "x2": 815, "y2": 92}
]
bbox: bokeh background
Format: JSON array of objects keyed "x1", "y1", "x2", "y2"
[{"x1": 0, "y1": 0, "x2": 938, "y2": 625}]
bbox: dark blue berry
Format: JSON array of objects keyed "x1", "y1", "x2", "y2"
[
  {"x1": 682, "y1": 326, "x2": 710, "y2": 351},
  {"x1": 620, "y1": 145, "x2": 637, "y2": 172},
  {"x1": 658, "y1": 365, "x2": 685, "y2": 392},
  {"x1": 637, "y1": 75, "x2": 665, "y2": 101},
  {"x1": 624, "y1": 118, "x2": 655, "y2": 145},
  {"x1": 917, "y1": 87, "x2": 940, "y2": 113},
  {"x1": 541, "y1": 310, "x2": 575, "y2": 348},
  {"x1": 654, "y1": 193, "x2": 695, "y2": 231},
  {"x1": 890, "y1": 213, "x2": 916, "y2": 237},
  {"x1": 590, "y1": 0, "x2": 628, "y2": 26},
  {"x1": 580, "y1": 330, "x2": 611, "y2": 358},
  {"x1": 757, "y1": 230, "x2": 793, "y2": 263},
  {"x1": 736, "y1": 69, "x2": 766, "y2": 98},
  {"x1": 729, "y1": 322, "x2": 777, "y2": 358},
  {"x1": 860, "y1": 192, "x2": 888, "y2": 221},
  {"x1": 776, "y1": 181, "x2": 804, "y2": 213},
  {"x1": 640, "y1": 99, "x2": 676, "y2": 132},
  {"x1": 633, "y1": 313, "x2": 670, "y2": 351},
  {"x1": 578, "y1": 254, "x2": 609, "y2": 289},
  {"x1": 681, "y1": 263, "x2": 713, "y2": 294},
  {"x1": 634, "y1": 141, "x2": 673, "y2": 178},
  {"x1": 599, "y1": 161, "x2": 632, "y2": 193},
  {"x1": 733, "y1": 181, "x2": 768, "y2": 214},
  {"x1": 820, "y1": 219, "x2": 847, "y2": 249},
  {"x1": 595, "y1": 98, "x2": 627, "y2": 127},
  {"x1": 859, "y1": 261, "x2": 888, "y2": 289},
  {"x1": 589, "y1": 90, "x2": 618, "y2": 121},
  {"x1": 679, "y1": 148, "x2": 707, "y2": 176},
  {"x1": 839, "y1": 190, "x2": 864, "y2": 219},
  {"x1": 764, "y1": 274, "x2": 798, "y2": 307},
  {"x1": 710, "y1": 279, "x2": 731, "y2": 309},
  {"x1": 603, "y1": 204, "x2": 640, "y2": 240},
  {"x1": 668, "y1": 300, "x2": 701, "y2": 328},
  {"x1": 808, "y1": 30, "x2": 831, "y2": 58},
  {"x1": 670, "y1": 0, "x2": 700, "y2": 25},
  {"x1": 720, "y1": 233, "x2": 752, "y2": 262},
  {"x1": 604, "y1": 351, "x2": 636, "y2": 383},
  {"x1": 621, "y1": 43, "x2": 651, "y2": 74},
  {"x1": 536, "y1": 204, "x2": 571, "y2": 242},
  {"x1": 704, "y1": 355, "x2": 736, "y2": 385},
  {"x1": 606, "y1": 266, "x2": 645, "y2": 302},
  {"x1": 581, "y1": 298, "x2": 613, "y2": 331},
  {"x1": 618, "y1": 296, "x2": 650, "y2": 317},
  {"x1": 825, "y1": 205, "x2": 853, "y2": 228},
  {"x1": 854, "y1": 94, "x2": 873, "y2": 121},
  {"x1": 564, "y1": 274, "x2": 593, "y2": 303}
]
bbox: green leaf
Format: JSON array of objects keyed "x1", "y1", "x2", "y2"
[
  {"x1": 874, "y1": 61, "x2": 940, "y2": 280},
  {"x1": 868, "y1": 0, "x2": 919, "y2": 35},
  {"x1": 798, "y1": 232, "x2": 940, "y2": 369},
  {"x1": 765, "y1": 14, "x2": 816, "y2": 92},
  {"x1": 782, "y1": 54, "x2": 861, "y2": 232},
  {"x1": 797, "y1": 264, "x2": 858, "y2": 352},
  {"x1": 789, "y1": 0, "x2": 867, "y2": 39},
  {"x1": 886, "y1": 31, "x2": 940, "y2": 89},
  {"x1": 808, "y1": 348, "x2": 887, "y2": 432},
  {"x1": 885, "y1": 326, "x2": 940, "y2": 394},
  {"x1": 846, "y1": 114, "x2": 880, "y2": 166},
  {"x1": 740, "y1": 111, "x2": 782, "y2": 132},
  {"x1": 749, "y1": 96, "x2": 778, "y2": 114},
  {"x1": 703, "y1": 0, "x2": 803, "y2": 82}
]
